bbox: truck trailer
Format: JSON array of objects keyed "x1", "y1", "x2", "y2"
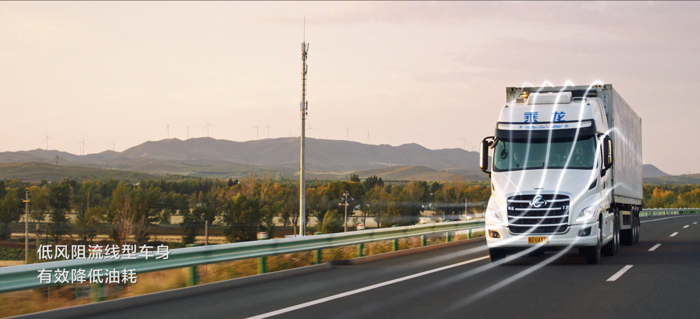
[{"x1": 479, "y1": 84, "x2": 642, "y2": 264}]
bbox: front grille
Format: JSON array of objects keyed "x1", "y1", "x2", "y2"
[{"x1": 507, "y1": 194, "x2": 570, "y2": 234}]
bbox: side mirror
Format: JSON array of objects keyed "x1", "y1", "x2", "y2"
[
  {"x1": 480, "y1": 136, "x2": 494, "y2": 174},
  {"x1": 603, "y1": 136, "x2": 614, "y2": 170}
]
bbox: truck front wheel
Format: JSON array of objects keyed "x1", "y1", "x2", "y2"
[
  {"x1": 585, "y1": 223, "x2": 602, "y2": 264},
  {"x1": 603, "y1": 215, "x2": 619, "y2": 256},
  {"x1": 489, "y1": 248, "x2": 506, "y2": 262}
]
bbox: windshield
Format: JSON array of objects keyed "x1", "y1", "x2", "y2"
[{"x1": 493, "y1": 136, "x2": 596, "y2": 171}]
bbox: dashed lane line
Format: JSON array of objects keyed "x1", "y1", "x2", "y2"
[
  {"x1": 246, "y1": 255, "x2": 490, "y2": 319},
  {"x1": 648, "y1": 243, "x2": 661, "y2": 251},
  {"x1": 607, "y1": 265, "x2": 634, "y2": 282},
  {"x1": 684, "y1": 225, "x2": 690, "y2": 228},
  {"x1": 670, "y1": 232, "x2": 678, "y2": 237}
]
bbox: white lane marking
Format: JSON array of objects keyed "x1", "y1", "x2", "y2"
[
  {"x1": 670, "y1": 232, "x2": 678, "y2": 237},
  {"x1": 694, "y1": 222, "x2": 698, "y2": 225},
  {"x1": 648, "y1": 243, "x2": 662, "y2": 251},
  {"x1": 607, "y1": 265, "x2": 634, "y2": 282},
  {"x1": 641, "y1": 216, "x2": 694, "y2": 224},
  {"x1": 246, "y1": 255, "x2": 490, "y2": 319},
  {"x1": 684, "y1": 225, "x2": 690, "y2": 228}
]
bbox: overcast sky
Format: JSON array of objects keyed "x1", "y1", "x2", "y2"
[{"x1": 1, "y1": 2, "x2": 699, "y2": 175}]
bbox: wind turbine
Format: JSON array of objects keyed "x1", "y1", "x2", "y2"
[
  {"x1": 112, "y1": 142, "x2": 116, "y2": 151},
  {"x1": 42, "y1": 130, "x2": 53, "y2": 150},
  {"x1": 342, "y1": 125, "x2": 352, "y2": 141},
  {"x1": 164, "y1": 121, "x2": 171, "y2": 139},
  {"x1": 288, "y1": 126, "x2": 294, "y2": 137},
  {"x1": 305, "y1": 120, "x2": 315, "y2": 138},
  {"x1": 78, "y1": 135, "x2": 86, "y2": 156},
  {"x1": 367, "y1": 126, "x2": 370, "y2": 145},
  {"x1": 252, "y1": 121, "x2": 260, "y2": 140},
  {"x1": 264, "y1": 119, "x2": 274, "y2": 139},
  {"x1": 204, "y1": 118, "x2": 212, "y2": 138},
  {"x1": 459, "y1": 137, "x2": 467, "y2": 150}
]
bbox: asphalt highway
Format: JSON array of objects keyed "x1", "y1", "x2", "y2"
[{"x1": 78, "y1": 214, "x2": 700, "y2": 319}]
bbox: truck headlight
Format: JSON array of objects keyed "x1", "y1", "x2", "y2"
[
  {"x1": 486, "y1": 207, "x2": 503, "y2": 225},
  {"x1": 576, "y1": 206, "x2": 597, "y2": 223}
]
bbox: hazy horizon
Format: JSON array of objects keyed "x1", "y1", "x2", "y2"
[{"x1": 2, "y1": 2, "x2": 700, "y2": 174}]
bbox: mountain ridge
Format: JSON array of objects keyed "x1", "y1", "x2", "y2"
[{"x1": 0, "y1": 138, "x2": 677, "y2": 181}]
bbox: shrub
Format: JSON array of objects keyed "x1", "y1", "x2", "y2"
[{"x1": 319, "y1": 210, "x2": 343, "y2": 234}]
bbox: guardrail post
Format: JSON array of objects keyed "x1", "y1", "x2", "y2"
[
  {"x1": 468, "y1": 228, "x2": 472, "y2": 239},
  {"x1": 186, "y1": 244, "x2": 200, "y2": 286},
  {"x1": 257, "y1": 232, "x2": 268, "y2": 274},
  {"x1": 90, "y1": 282, "x2": 103, "y2": 302},
  {"x1": 186, "y1": 264, "x2": 198, "y2": 286},
  {"x1": 421, "y1": 235, "x2": 427, "y2": 246},
  {"x1": 258, "y1": 256, "x2": 267, "y2": 274},
  {"x1": 445, "y1": 231, "x2": 451, "y2": 243},
  {"x1": 392, "y1": 225, "x2": 399, "y2": 251},
  {"x1": 313, "y1": 249, "x2": 322, "y2": 264},
  {"x1": 357, "y1": 243, "x2": 364, "y2": 257},
  {"x1": 313, "y1": 232, "x2": 323, "y2": 264}
]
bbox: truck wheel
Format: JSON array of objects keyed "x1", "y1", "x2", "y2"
[
  {"x1": 603, "y1": 215, "x2": 619, "y2": 256},
  {"x1": 621, "y1": 208, "x2": 634, "y2": 246},
  {"x1": 585, "y1": 223, "x2": 602, "y2": 264},
  {"x1": 489, "y1": 248, "x2": 506, "y2": 262},
  {"x1": 633, "y1": 210, "x2": 640, "y2": 243},
  {"x1": 614, "y1": 214, "x2": 621, "y2": 254}
]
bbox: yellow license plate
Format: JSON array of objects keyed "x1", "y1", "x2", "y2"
[{"x1": 528, "y1": 236, "x2": 549, "y2": 244}]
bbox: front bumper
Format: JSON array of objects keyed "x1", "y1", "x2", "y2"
[{"x1": 486, "y1": 223, "x2": 598, "y2": 249}]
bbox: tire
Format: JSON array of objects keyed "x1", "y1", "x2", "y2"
[
  {"x1": 603, "y1": 213, "x2": 619, "y2": 256},
  {"x1": 585, "y1": 222, "x2": 602, "y2": 264},
  {"x1": 633, "y1": 209, "x2": 640, "y2": 244},
  {"x1": 621, "y1": 208, "x2": 635, "y2": 246},
  {"x1": 614, "y1": 213, "x2": 621, "y2": 254},
  {"x1": 489, "y1": 248, "x2": 506, "y2": 262}
]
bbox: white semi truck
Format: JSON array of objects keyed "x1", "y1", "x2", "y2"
[{"x1": 479, "y1": 84, "x2": 642, "y2": 264}]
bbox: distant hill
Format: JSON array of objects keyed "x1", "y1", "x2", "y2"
[
  {"x1": 0, "y1": 162, "x2": 167, "y2": 182},
  {"x1": 118, "y1": 137, "x2": 478, "y2": 171},
  {"x1": 352, "y1": 165, "x2": 487, "y2": 182},
  {"x1": 0, "y1": 138, "x2": 690, "y2": 183},
  {"x1": 644, "y1": 173, "x2": 700, "y2": 185},
  {"x1": 643, "y1": 164, "x2": 670, "y2": 178}
]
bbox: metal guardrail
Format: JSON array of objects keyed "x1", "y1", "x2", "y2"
[
  {"x1": 3, "y1": 208, "x2": 697, "y2": 295},
  {"x1": 640, "y1": 208, "x2": 700, "y2": 217},
  {"x1": 0, "y1": 219, "x2": 484, "y2": 294}
]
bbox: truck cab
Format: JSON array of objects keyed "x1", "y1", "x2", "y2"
[{"x1": 480, "y1": 85, "x2": 642, "y2": 264}]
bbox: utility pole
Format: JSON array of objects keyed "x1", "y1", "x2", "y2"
[
  {"x1": 299, "y1": 20, "x2": 309, "y2": 237},
  {"x1": 339, "y1": 191, "x2": 350, "y2": 232},
  {"x1": 22, "y1": 191, "x2": 30, "y2": 264}
]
